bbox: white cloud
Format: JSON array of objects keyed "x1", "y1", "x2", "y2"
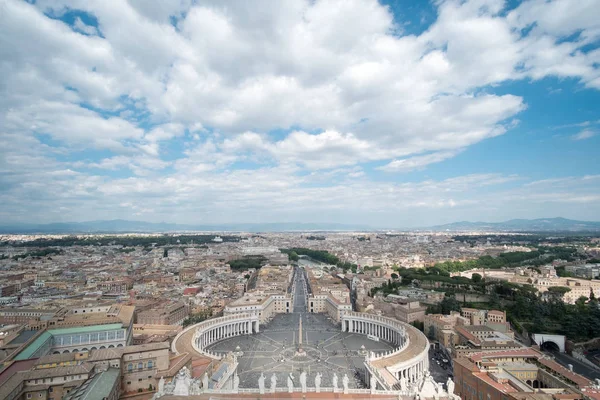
[
  {"x1": 571, "y1": 129, "x2": 596, "y2": 141},
  {"x1": 72, "y1": 16, "x2": 100, "y2": 36},
  {"x1": 377, "y1": 150, "x2": 461, "y2": 172},
  {"x1": 0, "y1": 0, "x2": 599, "y2": 224}
]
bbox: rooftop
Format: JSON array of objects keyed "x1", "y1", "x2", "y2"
[
  {"x1": 49, "y1": 323, "x2": 123, "y2": 335},
  {"x1": 64, "y1": 368, "x2": 120, "y2": 400}
]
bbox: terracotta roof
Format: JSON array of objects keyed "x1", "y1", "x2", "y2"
[
  {"x1": 475, "y1": 372, "x2": 518, "y2": 393},
  {"x1": 468, "y1": 348, "x2": 540, "y2": 362},
  {"x1": 455, "y1": 326, "x2": 481, "y2": 345},
  {"x1": 537, "y1": 358, "x2": 592, "y2": 387}
]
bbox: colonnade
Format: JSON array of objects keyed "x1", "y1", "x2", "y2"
[
  {"x1": 191, "y1": 314, "x2": 260, "y2": 357},
  {"x1": 343, "y1": 317, "x2": 405, "y2": 347},
  {"x1": 395, "y1": 360, "x2": 428, "y2": 385},
  {"x1": 341, "y1": 311, "x2": 429, "y2": 390}
]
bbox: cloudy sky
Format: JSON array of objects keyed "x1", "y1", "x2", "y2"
[{"x1": 1, "y1": 0, "x2": 599, "y2": 228}]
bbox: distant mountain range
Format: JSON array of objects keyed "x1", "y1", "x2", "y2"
[
  {"x1": 0, "y1": 219, "x2": 371, "y2": 234},
  {"x1": 423, "y1": 217, "x2": 600, "y2": 232},
  {"x1": 0, "y1": 217, "x2": 598, "y2": 234}
]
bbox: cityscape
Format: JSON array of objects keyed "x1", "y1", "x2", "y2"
[
  {"x1": 1, "y1": 230, "x2": 600, "y2": 399},
  {"x1": 1, "y1": 1, "x2": 600, "y2": 400}
]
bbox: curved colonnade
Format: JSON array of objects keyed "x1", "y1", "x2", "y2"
[
  {"x1": 173, "y1": 311, "x2": 428, "y2": 391},
  {"x1": 341, "y1": 311, "x2": 429, "y2": 389},
  {"x1": 192, "y1": 314, "x2": 259, "y2": 359}
]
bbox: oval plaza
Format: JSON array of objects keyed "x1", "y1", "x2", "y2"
[{"x1": 169, "y1": 263, "x2": 443, "y2": 398}]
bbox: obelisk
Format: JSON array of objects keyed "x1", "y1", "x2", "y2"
[
  {"x1": 298, "y1": 316, "x2": 303, "y2": 347},
  {"x1": 294, "y1": 316, "x2": 306, "y2": 357}
]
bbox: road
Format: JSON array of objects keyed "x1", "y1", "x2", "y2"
[
  {"x1": 428, "y1": 347, "x2": 452, "y2": 385},
  {"x1": 546, "y1": 350, "x2": 600, "y2": 381},
  {"x1": 293, "y1": 266, "x2": 308, "y2": 313}
]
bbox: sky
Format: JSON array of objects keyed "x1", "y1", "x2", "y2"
[{"x1": 0, "y1": 0, "x2": 599, "y2": 228}]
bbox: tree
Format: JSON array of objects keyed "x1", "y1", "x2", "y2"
[
  {"x1": 428, "y1": 325, "x2": 436, "y2": 339},
  {"x1": 488, "y1": 290, "x2": 500, "y2": 309},
  {"x1": 576, "y1": 296, "x2": 589, "y2": 308},
  {"x1": 391, "y1": 273, "x2": 399, "y2": 280},
  {"x1": 440, "y1": 295, "x2": 461, "y2": 314},
  {"x1": 471, "y1": 273, "x2": 482, "y2": 283},
  {"x1": 547, "y1": 286, "x2": 571, "y2": 297}
]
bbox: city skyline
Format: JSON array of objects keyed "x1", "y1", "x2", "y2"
[{"x1": 1, "y1": 0, "x2": 599, "y2": 227}]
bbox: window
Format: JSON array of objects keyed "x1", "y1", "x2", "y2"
[
  {"x1": 27, "y1": 394, "x2": 32, "y2": 399},
  {"x1": 138, "y1": 362, "x2": 143, "y2": 370},
  {"x1": 147, "y1": 360, "x2": 153, "y2": 369},
  {"x1": 128, "y1": 363, "x2": 133, "y2": 371}
]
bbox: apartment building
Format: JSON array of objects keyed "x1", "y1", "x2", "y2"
[{"x1": 136, "y1": 301, "x2": 189, "y2": 326}]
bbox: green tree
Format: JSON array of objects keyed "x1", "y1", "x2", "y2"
[
  {"x1": 547, "y1": 286, "x2": 571, "y2": 298},
  {"x1": 440, "y1": 295, "x2": 461, "y2": 314},
  {"x1": 471, "y1": 273, "x2": 482, "y2": 283}
]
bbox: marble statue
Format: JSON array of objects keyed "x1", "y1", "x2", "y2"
[
  {"x1": 300, "y1": 370, "x2": 307, "y2": 392},
  {"x1": 447, "y1": 377, "x2": 455, "y2": 395},
  {"x1": 400, "y1": 375, "x2": 407, "y2": 390},
  {"x1": 270, "y1": 373, "x2": 278, "y2": 393},
  {"x1": 173, "y1": 367, "x2": 191, "y2": 396},
  {"x1": 370, "y1": 374, "x2": 377, "y2": 390},
  {"x1": 332, "y1": 373, "x2": 338, "y2": 391},
  {"x1": 233, "y1": 373, "x2": 240, "y2": 392},
  {"x1": 342, "y1": 373, "x2": 349, "y2": 393},
  {"x1": 158, "y1": 376, "x2": 165, "y2": 394},
  {"x1": 414, "y1": 370, "x2": 441, "y2": 399},
  {"x1": 164, "y1": 380, "x2": 175, "y2": 395},
  {"x1": 202, "y1": 372, "x2": 209, "y2": 389},
  {"x1": 287, "y1": 373, "x2": 294, "y2": 392},
  {"x1": 190, "y1": 379, "x2": 201, "y2": 395},
  {"x1": 315, "y1": 372, "x2": 322, "y2": 392},
  {"x1": 258, "y1": 373, "x2": 266, "y2": 394}
]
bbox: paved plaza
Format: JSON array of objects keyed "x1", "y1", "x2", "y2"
[
  {"x1": 206, "y1": 313, "x2": 395, "y2": 389},
  {"x1": 206, "y1": 267, "x2": 395, "y2": 390}
]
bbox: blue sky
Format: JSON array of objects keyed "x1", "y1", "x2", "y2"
[{"x1": 0, "y1": 0, "x2": 599, "y2": 228}]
